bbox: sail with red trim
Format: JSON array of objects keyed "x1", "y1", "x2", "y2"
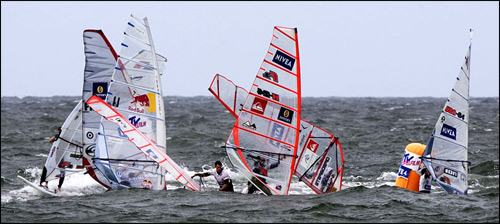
[
  {"x1": 208, "y1": 74, "x2": 249, "y2": 117},
  {"x1": 81, "y1": 29, "x2": 118, "y2": 189},
  {"x1": 86, "y1": 95, "x2": 201, "y2": 191},
  {"x1": 422, "y1": 29, "x2": 473, "y2": 195},
  {"x1": 223, "y1": 26, "x2": 301, "y2": 195},
  {"x1": 209, "y1": 74, "x2": 344, "y2": 194},
  {"x1": 294, "y1": 120, "x2": 343, "y2": 194}
]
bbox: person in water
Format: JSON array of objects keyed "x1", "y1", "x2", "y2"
[
  {"x1": 418, "y1": 166, "x2": 432, "y2": 193},
  {"x1": 40, "y1": 127, "x2": 66, "y2": 193},
  {"x1": 246, "y1": 154, "x2": 280, "y2": 194},
  {"x1": 191, "y1": 161, "x2": 234, "y2": 192}
]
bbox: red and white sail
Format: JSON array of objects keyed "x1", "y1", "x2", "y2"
[
  {"x1": 86, "y1": 95, "x2": 201, "y2": 191},
  {"x1": 224, "y1": 26, "x2": 301, "y2": 195},
  {"x1": 209, "y1": 73, "x2": 343, "y2": 194}
]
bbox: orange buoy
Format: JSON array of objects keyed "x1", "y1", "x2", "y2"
[{"x1": 395, "y1": 143, "x2": 426, "y2": 192}]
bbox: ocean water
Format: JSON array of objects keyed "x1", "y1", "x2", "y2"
[{"x1": 1, "y1": 96, "x2": 498, "y2": 223}]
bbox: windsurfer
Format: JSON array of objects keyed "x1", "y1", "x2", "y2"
[
  {"x1": 246, "y1": 154, "x2": 280, "y2": 194},
  {"x1": 418, "y1": 166, "x2": 432, "y2": 193},
  {"x1": 191, "y1": 161, "x2": 234, "y2": 192},
  {"x1": 39, "y1": 127, "x2": 63, "y2": 190}
]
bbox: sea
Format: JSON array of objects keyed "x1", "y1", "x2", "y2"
[{"x1": 1, "y1": 96, "x2": 498, "y2": 223}]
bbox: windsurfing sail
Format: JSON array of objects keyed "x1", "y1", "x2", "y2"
[
  {"x1": 43, "y1": 100, "x2": 85, "y2": 183},
  {"x1": 81, "y1": 29, "x2": 119, "y2": 189},
  {"x1": 87, "y1": 15, "x2": 199, "y2": 191},
  {"x1": 209, "y1": 74, "x2": 344, "y2": 194},
  {"x1": 223, "y1": 26, "x2": 301, "y2": 195},
  {"x1": 86, "y1": 95, "x2": 201, "y2": 191},
  {"x1": 294, "y1": 121, "x2": 343, "y2": 194},
  {"x1": 422, "y1": 29, "x2": 473, "y2": 195}
]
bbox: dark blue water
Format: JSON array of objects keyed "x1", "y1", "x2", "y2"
[{"x1": 1, "y1": 96, "x2": 498, "y2": 222}]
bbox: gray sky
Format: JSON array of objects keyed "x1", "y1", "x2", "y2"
[{"x1": 1, "y1": 1, "x2": 498, "y2": 97}]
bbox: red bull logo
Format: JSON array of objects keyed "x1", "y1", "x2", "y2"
[
  {"x1": 141, "y1": 179, "x2": 153, "y2": 189},
  {"x1": 131, "y1": 94, "x2": 150, "y2": 107}
]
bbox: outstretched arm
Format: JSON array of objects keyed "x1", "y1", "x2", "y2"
[{"x1": 191, "y1": 172, "x2": 210, "y2": 178}]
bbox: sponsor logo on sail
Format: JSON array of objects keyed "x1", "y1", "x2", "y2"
[
  {"x1": 257, "y1": 88, "x2": 280, "y2": 102},
  {"x1": 315, "y1": 157, "x2": 330, "y2": 186},
  {"x1": 130, "y1": 92, "x2": 156, "y2": 113},
  {"x1": 307, "y1": 140, "x2": 319, "y2": 153},
  {"x1": 131, "y1": 94, "x2": 150, "y2": 107},
  {"x1": 145, "y1": 149, "x2": 158, "y2": 159},
  {"x1": 250, "y1": 97, "x2": 268, "y2": 115},
  {"x1": 93, "y1": 82, "x2": 108, "y2": 100},
  {"x1": 243, "y1": 121, "x2": 257, "y2": 130},
  {"x1": 272, "y1": 50, "x2": 295, "y2": 71},
  {"x1": 269, "y1": 123, "x2": 285, "y2": 147},
  {"x1": 445, "y1": 106, "x2": 465, "y2": 120},
  {"x1": 262, "y1": 70, "x2": 279, "y2": 83},
  {"x1": 129, "y1": 116, "x2": 146, "y2": 128},
  {"x1": 444, "y1": 168, "x2": 458, "y2": 177},
  {"x1": 50, "y1": 147, "x2": 56, "y2": 157},
  {"x1": 278, "y1": 107, "x2": 294, "y2": 124},
  {"x1": 141, "y1": 179, "x2": 153, "y2": 189},
  {"x1": 440, "y1": 123, "x2": 457, "y2": 140}
]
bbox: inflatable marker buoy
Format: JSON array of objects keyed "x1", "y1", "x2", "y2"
[{"x1": 395, "y1": 143, "x2": 426, "y2": 192}]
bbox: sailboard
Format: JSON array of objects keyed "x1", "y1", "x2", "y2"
[
  {"x1": 209, "y1": 74, "x2": 344, "y2": 194},
  {"x1": 18, "y1": 176, "x2": 60, "y2": 197},
  {"x1": 41, "y1": 100, "x2": 85, "y2": 188},
  {"x1": 421, "y1": 29, "x2": 473, "y2": 195},
  {"x1": 81, "y1": 29, "x2": 119, "y2": 189},
  {"x1": 86, "y1": 14, "x2": 200, "y2": 191}
]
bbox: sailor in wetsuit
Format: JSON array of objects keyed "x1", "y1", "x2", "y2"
[
  {"x1": 246, "y1": 154, "x2": 280, "y2": 194},
  {"x1": 192, "y1": 161, "x2": 234, "y2": 192},
  {"x1": 40, "y1": 127, "x2": 65, "y2": 192}
]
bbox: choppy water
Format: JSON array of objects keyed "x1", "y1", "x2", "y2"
[{"x1": 1, "y1": 96, "x2": 498, "y2": 223}]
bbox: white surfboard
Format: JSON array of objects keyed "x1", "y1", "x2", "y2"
[{"x1": 18, "y1": 175, "x2": 60, "y2": 197}]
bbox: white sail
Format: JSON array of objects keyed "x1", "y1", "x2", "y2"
[
  {"x1": 422, "y1": 29, "x2": 473, "y2": 195},
  {"x1": 43, "y1": 100, "x2": 84, "y2": 182},
  {"x1": 81, "y1": 29, "x2": 119, "y2": 189},
  {"x1": 209, "y1": 74, "x2": 344, "y2": 194},
  {"x1": 87, "y1": 15, "x2": 199, "y2": 191}
]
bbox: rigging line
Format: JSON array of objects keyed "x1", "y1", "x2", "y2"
[
  {"x1": 199, "y1": 176, "x2": 207, "y2": 191},
  {"x1": 420, "y1": 157, "x2": 471, "y2": 165},
  {"x1": 58, "y1": 136, "x2": 83, "y2": 148},
  {"x1": 92, "y1": 158, "x2": 157, "y2": 163},
  {"x1": 221, "y1": 145, "x2": 297, "y2": 158},
  {"x1": 298, "y1": 137, "x2": 338, "y2": 182}
]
